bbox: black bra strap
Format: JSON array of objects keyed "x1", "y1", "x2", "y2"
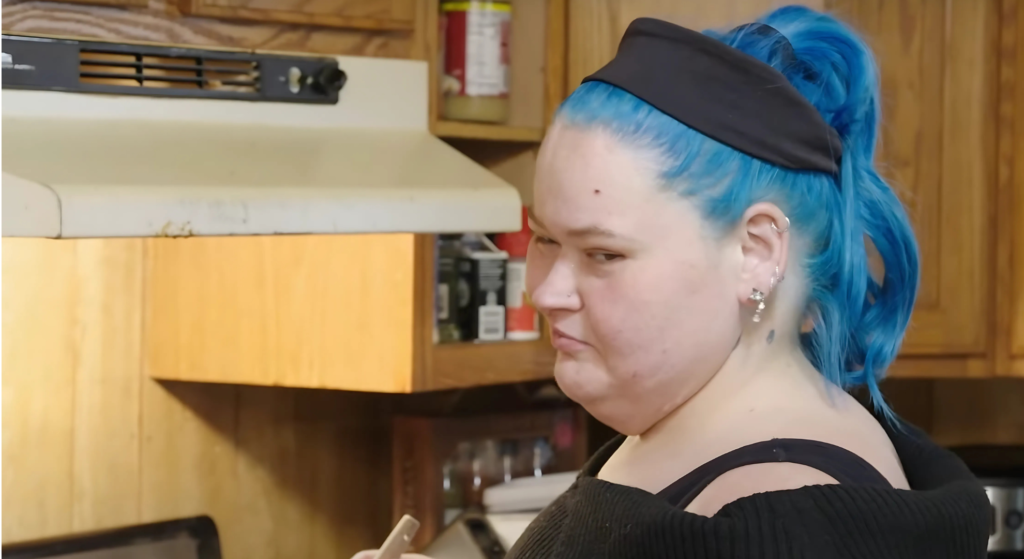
[{"x1": 657, "y1": 439, "x2": 893, "y2": 509}]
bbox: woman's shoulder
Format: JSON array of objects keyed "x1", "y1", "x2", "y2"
[
  {"x1": 508, "y1": 465, "x2": 989, "y2": 559},
  {"x1": 696, "y1": 393, "x2": 912, "y2": 494},
  {"x1": 593, "y1": 396, "x2": 909, "y2": 505},
  {"x1": 680, "y1": 460, "x2": 841, "y2": 516}
]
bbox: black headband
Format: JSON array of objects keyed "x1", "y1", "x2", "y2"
[{"x1": 582, "y1": 18, "x2": 843, "y2": 175}]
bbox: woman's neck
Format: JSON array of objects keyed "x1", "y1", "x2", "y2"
[{"x1": 638, "y1": 323, "x2": 832, "y2": 445}]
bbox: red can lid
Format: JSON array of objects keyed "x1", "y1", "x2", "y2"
[{"x1": 495, "y1": 206, "x2": 532, "y2": 257}]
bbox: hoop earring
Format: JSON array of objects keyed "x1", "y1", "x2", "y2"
[
  {"x1": 771, "y1": 217, "x2": 791, "y2": 234},
  {"x1": 749, "y1": 288, "x2": 767, "y2": 323}
]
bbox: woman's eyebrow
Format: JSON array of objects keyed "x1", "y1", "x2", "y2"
[
  {"x1": 527, "y1": 208, "x2": 627, "y2": 240},
  {"x1": 566, "y1": 225, "x2": 623, "y2": 239}
]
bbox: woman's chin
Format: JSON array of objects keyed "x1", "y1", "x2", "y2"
[
  {"x1": 553, "y1": 358, "x2": 611, "y2": 407},
  {"x1": 553, "y1": 359, "x2": 660, "y2": 434}
]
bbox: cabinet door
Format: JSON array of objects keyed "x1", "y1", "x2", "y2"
[
  {"x1": 178, "y1": 0, "x2": 416, "y2": 30},
  {"x1": 144, "y1": 235, "x2": 420, "y2": 392},
  {"x1": 1013, "y1": 129, "x2": 1024, "y2": 374},
  {"x1": 567, "y1": 0, "x2": 824, "y2": 86},
  {"x1": 831, "y1": 0, "x2": 997, "y2": 356},
  {"x1": 1004, "y1": 0, "x2": 1024, "y2": 376}
]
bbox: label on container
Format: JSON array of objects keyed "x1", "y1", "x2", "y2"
[
  {"x1": 457, "y1": 253, "x2": 507, "y2": 341},
  {"x1": 476, "y1": 263, "x2": 507, "y2": 340},
  {"x1": 505, "y1": 259, "x2": 539, "y2": 338},
  {"x1": 478, "y1": 297, "x2": 506, "y2": 341},
  {"x1": 441, "y1": 2, "x2": 511, "y2": 97},
  {"x1": 437, "y1": 283, "x2": 451, "y2": 320}
]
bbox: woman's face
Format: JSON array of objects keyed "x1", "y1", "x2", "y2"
[{"x1": 526, "y1": 125, "x2": 744, "y2": 434}]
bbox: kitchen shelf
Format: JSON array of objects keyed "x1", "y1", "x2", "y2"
[
  {"x1": 393, "y1": 407, "x2": 587, "y2": 550},
  {"x1": 429, "y1": 338, "x2": 555, "y2": 390},
  {"x1": 433, "y1": 120, "x2": 545, "y2": 143},
  {"x1": 424, "y1": 0, "x2": 566, "y2": 140}
]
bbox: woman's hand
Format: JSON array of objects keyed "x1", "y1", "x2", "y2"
[{"x1": 348, "y1": 551, "x2": 434, "y2": 559}]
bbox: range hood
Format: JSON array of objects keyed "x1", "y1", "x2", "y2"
[{"x1": 1, "y1": 35, "x2": 523, "y2": 238}]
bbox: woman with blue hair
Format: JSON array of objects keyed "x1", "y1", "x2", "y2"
[{"x1": 354, "y1": 6, "x2": 990, "y2": 558}]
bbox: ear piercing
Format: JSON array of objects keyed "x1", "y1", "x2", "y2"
[
  {"x1": 749, "y1": 289, "x2": 766, "y2": 322},
  {"x1": 762, "y1": 218, "x2": 789, "y2": 322},
  {"x1": 771, "y1": 217, "x2": 791, "y2": 234},
  {"x1": 753, "y1": 267, "x2": 784, "y2": 323}
]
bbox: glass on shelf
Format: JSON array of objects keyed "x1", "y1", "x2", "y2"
[{"x1": 439, "y1": 432, "x2": 577, "y2": 522}]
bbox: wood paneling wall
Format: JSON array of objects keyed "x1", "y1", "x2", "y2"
[
  {"x1": 2, "y1": 239, "x2": 394, "y2": 557},
  {"x1": 1, "y1": 0, "x2": 415, "y2": 57}
]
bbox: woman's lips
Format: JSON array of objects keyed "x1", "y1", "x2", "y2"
[{"x1": 551, "y1": 327, "x2": 589, "y2": 353}]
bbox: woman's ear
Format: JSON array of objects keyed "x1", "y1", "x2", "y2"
[{"x1": 735, "y1": 202, "x2": 790, "y2": 306}]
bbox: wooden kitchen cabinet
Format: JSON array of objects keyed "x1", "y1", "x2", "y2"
[
  {"x1": 178, "y1": 0, "x2": 416, "y2": 30},
  {"x1": 828, "y1": 1, "x2": 998, "y2": 361},
  {"x1": 145, "y1": 235, "x2": 556, "y2": 392},
  {"x1": 1012, "y1": 137, "x2": 1024, "y2": 376},
  {"x1": 999, "y1": 0, "x2": 1024, "y2": 378},
  {"x1": 565, "y1": 0, "x2": 827, "y2": 86}
]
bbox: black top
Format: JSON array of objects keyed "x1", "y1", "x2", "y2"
[
  {"x1": 658, "y1": 438, "x2": 892, "y2": 509},
  {"x1": 504, "y1": 417, "x2": 990, "y2": 559}
]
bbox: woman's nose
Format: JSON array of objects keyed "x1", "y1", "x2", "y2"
[{"x1": 528, "y1": 259, "x2": 582, "y2": 314}]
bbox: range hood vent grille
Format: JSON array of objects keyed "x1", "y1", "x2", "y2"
[
  {"x1": 2, "y1": 35, "x2": 345, "y2": 104},
  {"x1": 79, "y1": 49, "x2": 260, "y2": 94}
]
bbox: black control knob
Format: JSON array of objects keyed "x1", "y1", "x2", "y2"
[
  {"x1": 1007, "y1": 509, "x2": 1023, "y2": 531},
  {"x1": 310, "y1": 65, "x2": 346, "y2": 95}
]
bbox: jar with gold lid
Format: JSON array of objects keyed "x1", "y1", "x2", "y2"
[{"x1": 440, "y1": 1, "x2": 512, "y2": 124}]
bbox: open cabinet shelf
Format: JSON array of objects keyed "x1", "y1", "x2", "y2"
[
  {"x1": 423, "y1": 0, "x2": 566, "y2": 143},
  {"x1": 433, "y1": 120, "x2": 545, "y2": 143},
  {"x1": 144, "y1": 234, "x2": 556, "y2": 393},
  {"x1": 429, "y1": 338, "x2": 556, "y2": 390}
]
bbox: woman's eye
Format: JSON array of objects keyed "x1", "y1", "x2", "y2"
[
  {"x1": 588, "y1": 252, "x2": 622, "y2": 263},
  {"x1": 534, "y1": 235, "x2": 558, "y2": 246}
]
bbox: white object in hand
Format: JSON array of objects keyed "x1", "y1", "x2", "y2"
[{"x1": 372, "y1": 515, "x2": 421, "y2": 559}]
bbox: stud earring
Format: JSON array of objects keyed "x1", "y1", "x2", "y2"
[
  {"x1": 771, "y1": 217, "x2": 791, "y2": 234},
  {"x1": 749, "y1": 288, "x2": 767, "y2": 322}
]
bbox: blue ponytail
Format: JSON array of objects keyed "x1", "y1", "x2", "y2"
[{"x1": 556, "y1": 5, "x2": 919, "y2": 418}]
